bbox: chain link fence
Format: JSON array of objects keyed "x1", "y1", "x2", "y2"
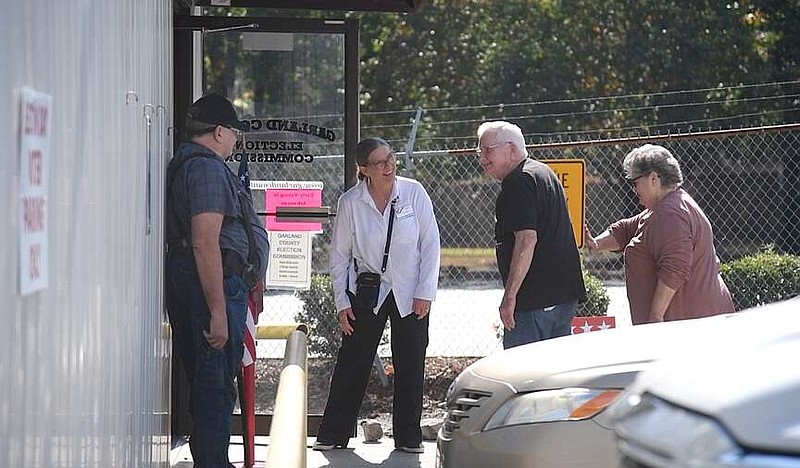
[{"x1": 238, "y1": 123, "x2": 800, "y2": 413}]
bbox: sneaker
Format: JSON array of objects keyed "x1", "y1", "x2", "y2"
[
  {"x1": 396, "y1": 445, "x2": 424, "y2": 454},
  {"x1": 312, "y1": 440, "x2": 345, "y2": 451}
]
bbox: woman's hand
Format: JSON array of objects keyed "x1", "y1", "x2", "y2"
[
  {"x1": 338, "y1": 308, "x2": 356, "y2": 335},
  {"x1": 584, "y1": 224, "x2": 598, "y2": 252},
  {"x1": 412, "y1": 298, "x2": 431, "y2": 319},
  {"x1": 584, "y1": 225, "x2": 620, "y2": 252}
]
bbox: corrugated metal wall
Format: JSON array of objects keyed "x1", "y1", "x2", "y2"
[{"x1": 0, "y1": 1, "x2": 173, "y2": 466}]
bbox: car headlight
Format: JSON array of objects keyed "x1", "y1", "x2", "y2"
[{"x1": 483, "y1": 387, "x2": 621, "y2": 431}]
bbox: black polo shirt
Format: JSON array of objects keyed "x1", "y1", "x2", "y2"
[{"x1": 495, "y1": 159, "x2": 586, "y2": 311}]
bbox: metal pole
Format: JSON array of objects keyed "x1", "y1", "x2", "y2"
[{"x1": 265, "y1": 329, "x2": 308, "y2": 468}]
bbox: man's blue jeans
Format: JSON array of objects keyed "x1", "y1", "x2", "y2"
[
  {"x1": 166, "y1": 255, "x2": 248, "y2": 468},
  {"x1": 503, "y1": 300, "x2": 578, "y2": 349}
]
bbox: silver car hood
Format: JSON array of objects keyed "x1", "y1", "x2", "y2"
[
  {"x1": 467, "y1": 314, "x2": 738, "y2": 392},
  {"x1": 629, "y1": 302, "x2": 800, "y2": 454}
]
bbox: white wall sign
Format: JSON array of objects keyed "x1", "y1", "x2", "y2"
[
  {"x1": 18, "y1": 88, "x2": 52, "y2": 295},
  {"x1": 265, "y1": 231, "x2": 312, "y2": 290}
]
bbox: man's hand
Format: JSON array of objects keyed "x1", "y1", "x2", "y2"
[
  {"x1": 338, "y1": 308, "x2": 356, "y2": 335},
  {"x1": 412, "y1": 298, "x2": 431, "y2": 319},
  {"x1": 204, "y1": 312, "x2": 229, "y2": 349},
  {"x1": 249, "y1": 280, "x2": 265, "y2": 321},
  {"x1": 499, "y1": 294, "x2": 516, "y2": 330}
]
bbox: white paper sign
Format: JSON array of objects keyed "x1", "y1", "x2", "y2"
[
  {"x1": 265, "y1": 231, "x2": 312, "y2": 290},
  {"x1": 19, "y1": 88, "x2": 52, "y2": 295}
]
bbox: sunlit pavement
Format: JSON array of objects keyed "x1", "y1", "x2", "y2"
[
  {"x1": 170, "y1": 286, "x2": 631, "y2": 467},
  {"x1": 258, "y1": 285, "x2": 632, "y2": 358},
  {"x1": 171, "y1": 435, "x2": 437, "y2": 467}
]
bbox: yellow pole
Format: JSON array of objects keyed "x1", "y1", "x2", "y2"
[
  {"x1": 265, "y1": 329, "x2": 308, "y2": 468},
  {"x1": 256, "y1": 323, "x2": 309, "y2": 340}
]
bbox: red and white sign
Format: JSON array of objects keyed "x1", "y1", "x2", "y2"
[
  {"x1": 19, "y1": 88, "x2": 51, "y2": 295},
  {"x1": 571, "y1": 316, "x2": 616, "y2": 334}
]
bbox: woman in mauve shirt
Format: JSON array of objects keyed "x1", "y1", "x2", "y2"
[{"x1": 585, "y1": 144, "x2": 734, "y2": 325}]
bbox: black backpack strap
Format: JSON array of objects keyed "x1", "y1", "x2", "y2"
[
  {"x1": 236, "y1": 188, "x2": 259, "y2": 282},
  {"x1": 165, "y1": 155, "x2": 199, "y2": 252}
]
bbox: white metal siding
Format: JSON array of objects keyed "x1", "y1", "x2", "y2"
[{"x1": 0, "y1": 1, "x2": 173, "y2": 466}]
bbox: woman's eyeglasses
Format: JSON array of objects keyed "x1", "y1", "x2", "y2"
[
  {"x1": 363, "y1": 152, "x2": 397, "y2": 170},
  {"x1": 628, "y1": 173, "x2": 652, "y2": 186}
]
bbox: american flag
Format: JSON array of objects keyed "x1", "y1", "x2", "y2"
[
  {"x1": 238, "y1": 153, "x2": 258, "y2": 467},
  {"x1": 238, "y1": 154, "x2": 258, "y2": 367}
]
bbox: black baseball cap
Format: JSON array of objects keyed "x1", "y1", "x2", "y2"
[{"x1": 186, "y1": 94, "x2": 249, "y2": 132}]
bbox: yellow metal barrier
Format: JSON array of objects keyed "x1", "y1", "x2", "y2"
[
  {"x1": 256, "y1": 322, "x2": 309, "y2": 340},
  {"x1": 262, "y1": 325, "x2": 309, "y2": 468}
]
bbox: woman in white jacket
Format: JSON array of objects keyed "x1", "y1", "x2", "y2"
[{"x1": 313, "y1": 137, "x2": 441, "y2": 453}]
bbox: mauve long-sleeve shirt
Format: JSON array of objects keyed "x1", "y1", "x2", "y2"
[{"x1": 610, "y1": 189, "x2": 734, "y2": 325}]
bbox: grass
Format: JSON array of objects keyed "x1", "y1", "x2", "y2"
[{"x1": 441, "y1": 247, "x2": 496, "y2": 270}]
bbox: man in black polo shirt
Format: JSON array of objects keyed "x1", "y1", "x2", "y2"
[
  {"x1": 476, "y1": 121, "x2": 585, "y2": 349},
  {"x1": 165, "y1": 94, "x2": 269, "y2": 467}
]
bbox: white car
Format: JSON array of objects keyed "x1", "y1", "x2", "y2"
[
  {"x1": 436, "y1": 312, "x2": 763, "y2": 468},
  {"x1": 610, "y1": 297, "x2": 800, "y2": 467}
]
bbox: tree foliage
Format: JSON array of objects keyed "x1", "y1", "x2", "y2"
[{"x1": 203, "y1": 1, "x2": 800, "y2": 140}]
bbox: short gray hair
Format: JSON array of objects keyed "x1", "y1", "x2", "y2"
[
  {"x1": 185, "y1": 119, "x2": 216, "y2": 138},
  {"x1": 476, "y1": 121, "x2": 528, "y2": 158},
  {"x1": 623, "y1": 144, "x2": 683, "y2": 188}
]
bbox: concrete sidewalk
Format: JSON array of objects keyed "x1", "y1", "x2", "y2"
[{"x1": 171, "y1": 435, "x2": 437, "y2": 468}]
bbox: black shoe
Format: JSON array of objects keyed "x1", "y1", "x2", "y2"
[
  {"x1": 312, "y1": 440, "x2": 347, "y2": 451},
  {"x1": 396, "y1": 444, "x2": 424, "y2": 453}
]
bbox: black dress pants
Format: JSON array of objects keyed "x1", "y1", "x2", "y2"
[{"x1": 317, "y1": 291, "x2": 429, "y2": 447}]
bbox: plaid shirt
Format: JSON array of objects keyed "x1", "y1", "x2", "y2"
[{"x1": 166, "y1": 142, "x2": 269, "y2": 277}]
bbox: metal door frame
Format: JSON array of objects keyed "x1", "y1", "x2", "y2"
[{"x1": 170, "y1": 12, "x2": 360, "y2": 441}]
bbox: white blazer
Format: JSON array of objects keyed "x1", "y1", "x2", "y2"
[{"x1": 329, "y1": 176, "x2": 441, "y2": 318}]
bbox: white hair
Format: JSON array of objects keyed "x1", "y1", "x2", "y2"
[{"x1": 476, "y1": 121, "x2": 528, "y2": 158}]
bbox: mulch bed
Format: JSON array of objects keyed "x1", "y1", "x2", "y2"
[{"x1": 254, "y1": 356, "x2": 479, "y2": 419}]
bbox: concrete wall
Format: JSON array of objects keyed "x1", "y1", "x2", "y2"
[{"x1": 0, "y1": 1, "x2": 173, "y2": 466}]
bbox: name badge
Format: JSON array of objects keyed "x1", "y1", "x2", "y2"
[{"x1": 397, "y1": 205, "x2": 414, "y2": 219}]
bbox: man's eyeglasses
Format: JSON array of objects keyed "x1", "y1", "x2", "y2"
[
  {"x1": 363, "y1": 152, "x2": 397, "y2": 170},
  {"x1": 475, "y1": 141, "x2": 510, "y2": 157},
  {"x1": 206, "y1": 125, "x2": 243, "y2": 138},
  {"x1": 223, "y1": 125, "x2": 243, "y2": 138}
]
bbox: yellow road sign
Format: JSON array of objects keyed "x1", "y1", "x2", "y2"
[{"x1": 544, "y1": 159, "x2": 585, "y2": 247}]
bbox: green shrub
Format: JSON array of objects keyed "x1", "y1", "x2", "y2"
[
  {"x1": 720, "y1": 248, "x2": 800, "y2": 310},
  {"x1": 576, "y1": 271, "x2": 610, "y2": 317},
  {"x1": 294, "y1": 274, "x2": 340, "y2": 358}
]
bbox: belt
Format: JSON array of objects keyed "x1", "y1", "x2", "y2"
[
  {"x1": 166, "y1": 244, "x2": 191, "y2": 258},
  {"x1": 167, "y1": 245, "x2": 247, "y2": 278},
  {"x1": 222, "y1": 249, "x2": 247, "y2": 278}
]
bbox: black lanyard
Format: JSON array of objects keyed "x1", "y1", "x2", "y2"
[
  {"x1": 380, "y1": 197, "x2": 398, "y2": 273},
  {"x1": 354, "y1": 196, "x2": 398, "y2": 273}
]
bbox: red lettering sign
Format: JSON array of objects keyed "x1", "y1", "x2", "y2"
[
  {"x1": 24, "y1": 103, "x2": 48, "y2": 136},
  {"x1": 29, "y1": 244, "x2": 41, "y2": 280},
  {"x1": 23, "y1": 197, "x2": 45, "y2": 233},
  {"x1": 29, "y1": 149, "x2": 43, "y2": 185}
]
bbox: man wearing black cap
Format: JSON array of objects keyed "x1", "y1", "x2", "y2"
[{"x1": 165, "y1": 94, "x2": 269, "y2": 467}]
